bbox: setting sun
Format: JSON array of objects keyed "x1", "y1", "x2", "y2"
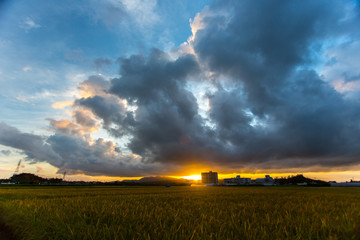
[{"x1": 180, "y1": 175, "x2": 201, "y2": 181}]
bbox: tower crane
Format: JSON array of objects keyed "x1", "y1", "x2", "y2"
[
  {"x1": 62, "y1": 171, "x2": 66, "y2": 181},
  {"x1": 13, "y1": 159, "x2": 21, "y2": 175}
]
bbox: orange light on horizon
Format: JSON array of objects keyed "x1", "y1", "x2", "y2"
[{"x1": 179, "y1": 175, "x2": 202, "y2": 180}]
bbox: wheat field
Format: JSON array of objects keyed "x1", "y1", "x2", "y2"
[{"x1": 0, "y1": 186, "x2": 359, "y2": 239}]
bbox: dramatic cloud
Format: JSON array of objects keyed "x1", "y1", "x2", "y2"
[
  {"x1": 48, "y1": 116, "x2": 98, "y2": 136},
  {"x1": 77, "y1": 75, "x2": 111, "y2": 98},
  {"x1": 1, "y1": 0, "x2": 360, "y2": 177},
  {"x1": 0, "y1": 122, "x2": 165, "y2": 177},
  {"x1": 46, "y1": 134, "x2": 161, "y2": 176},
  {"x1": 189, "y1": 0, "x2": 360, "y2": 168},
  {"x1": 78, "y1": 50, "x2": 210, "y2": 164},
  {"x1": 0, "y1": 122, "x2": 61, "y2": 164}
]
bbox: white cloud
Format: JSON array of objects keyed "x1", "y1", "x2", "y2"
[
  {"x1": 321, "y1": 40, "x2": 360, "y2": 95},
  {"x1": 333, "y1": 79, "x2": 360, "y2": 93},
  {"x1": 21, "y1": 17, "x2": 41, "y2": 31},
  {"x1": 90, "y1": 0, "x2": 159, "y2": 29},
  {"x1": 22, "y1": 66, "x2": 32, "y2": 72},
  {"x1": 122, "y1": 0, "x2": 159, "y2": 28},
  {"x1": 16, "y1": 97, "x2": 29, "y2": 103}
]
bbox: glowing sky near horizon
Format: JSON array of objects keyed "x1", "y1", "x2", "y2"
[{"x1": 1, "y1": 0, "x2": 360, "y2": 182}]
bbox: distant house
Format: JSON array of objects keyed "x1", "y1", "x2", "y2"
[
  {"x1": 201, "y1": 171, "x2": 218, "y2": 185},
  {"x1": 330, "y1": 181, "x2": 360, "y2": 187},
  {"x1": 255, "y1": 175, "x2": 275, "y2": 186},
  {"x1": 223, "y1": 175, "x2": 251, "y2": 185}
]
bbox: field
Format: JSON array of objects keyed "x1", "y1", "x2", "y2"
[{"x1": 0, "y1": 186, "x2": 359, "y2": 239}]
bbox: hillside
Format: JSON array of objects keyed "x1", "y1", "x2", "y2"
[{"x1": 275, "y1": 174, "x2": 329, "y2": 186}]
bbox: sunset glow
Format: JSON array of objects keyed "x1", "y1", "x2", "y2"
[{"x1": 179, "y1": 175, "x2": 202, "y2": 181}]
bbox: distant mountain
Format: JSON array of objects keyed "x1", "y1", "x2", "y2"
[
  {"x1": 119, "y1": 176, "x2": 194, "y2": 186},
  {"x1": 138, "y1": 176, "x2": 178, "y2": 182},
  {"x1": 10, "y1": 173, "x2": 62, "y2": 184},
  {"x1": 275, "y1": 174, "x2": 330, "y2": 186}
]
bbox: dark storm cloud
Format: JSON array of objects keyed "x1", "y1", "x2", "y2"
[
  {"x1": 191, "y1": 0, "x2": 360, "y2": 167},
  {"x1": 1, "y1": 0, "x2": 360, "y2": 177},
  {"x1": 207, "y1": 71, "x2": 360, "y2": 165},
  {"x1": 73, "y1": 110, "x2": 98, "y2": 129},
  {"x1": 78, "y1": 75, "x2": 111, "y2": 96},
  {"x1": 196, "y1": 0, "x2": 350, "y2": 77},
  {"x1": 76, "y1": 95, "x2": 133, "y2": 137},
  {"x1": 111, "y1": 49, "x2": 199, "y2": 103},
  {"x1": 80, "y1": 49, "x2": 216, "y2": 164},
  {"x1": 0, "y1": 122, "x2": 162, "y2": 177},
  {"x1": 75, "y1": 74, "x2": 136, "y2": 137},
  {"x1": 46, "y1": 134, "x2": 157, "y2": 176},
  {"x1": 113, "y1": 50, "x2": 212, "y2": 161},
  {"x1": 0, "y1": 122, "x2": 61, "y2": 164},
  {"x1": 74, "y1": 0, "x2": 360, "y2": 171}
]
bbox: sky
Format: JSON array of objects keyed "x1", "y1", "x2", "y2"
[{"x1": 1, "y1": 0, "x2": 360, "y2": 182}]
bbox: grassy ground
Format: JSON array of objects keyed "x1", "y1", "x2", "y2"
[{"x1": 0, "y1": 186, "x2": 359, "y2": 239}]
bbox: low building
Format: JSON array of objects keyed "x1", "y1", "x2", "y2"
[
  {"x1": 255, "y1": 175, "x2": 275, "y2": 186},
  {"x1": 223, "y1": 175, "x2": 251, "y2": 185},
  {"x1": 1, "y1": 182, "x2": 15, "y2": 185},
  {"x1": 201, "y1": 171, "x2": 218, "y2": 185},
  {"x1": 330, "y1": 181, "x2": 360, "y2": 187}
]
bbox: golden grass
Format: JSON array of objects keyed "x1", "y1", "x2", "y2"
[{"x1": 0, "y1": 186, "x2": 359, "y2": 239}]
